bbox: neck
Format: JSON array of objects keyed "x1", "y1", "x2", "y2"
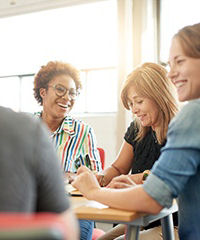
[{"x1": 41, "y1": 111, "x2": 63, "y2": 132}]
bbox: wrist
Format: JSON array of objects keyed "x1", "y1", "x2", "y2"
[
  {"x1": 88, "y1": 186, "x2": 102, "y2": 200},
  {"x1": 99, "y1": 174, "x2": 107, "y2": 187},
  {"x1": 142, "y1": 170, "x2": 150, "y2": 181}
]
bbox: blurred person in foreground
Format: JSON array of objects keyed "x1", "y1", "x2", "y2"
[
  {"x1": 95, "y1": 62, "x2": 179, "y2": 240},
  {"x1": 0, "y1": 106, "x2": 79, "y2": 240},
  {"x1": 73, "y1": 23, "x2": 200, "y2": 240},
  {"x1": 33, "y1": 61, "x2": 102, "y2": 240}
]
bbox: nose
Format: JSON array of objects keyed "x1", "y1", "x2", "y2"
[
  {"x1": 131, "y1": 105, "x2": 139, "y2": 115},
  {"x1": 167, "y1": 66, "x2": 178, "y2": 83}
]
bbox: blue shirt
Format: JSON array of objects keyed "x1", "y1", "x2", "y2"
[{"x1": 143, "y1": 99, "x2": 200, "y2": 240}]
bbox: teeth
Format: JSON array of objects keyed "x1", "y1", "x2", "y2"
[
  {"x1": 58, "y1": 103, "x2": 70, "y2": 108},
  {"x1": 175, "y1": 82, "x2": 184, "y2": 88}
]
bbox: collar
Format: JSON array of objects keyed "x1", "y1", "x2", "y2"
[{"x1": 34, "y1": 112, "x2": 76, "y2": 136}]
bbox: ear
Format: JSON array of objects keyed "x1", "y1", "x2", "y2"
[{"x1": 39, "y1": 88, "x2": 46, "y2": 99}]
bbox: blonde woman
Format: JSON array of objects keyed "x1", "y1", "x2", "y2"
[{"x1": 85, "y1": 62, "x2": 179, "y2": 239}]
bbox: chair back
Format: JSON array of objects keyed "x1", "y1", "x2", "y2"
[
  {"x1": 0, "y1": 213, "x2": 67, "y2": 240},
  {"x1": 97, "y1": 147, "x2": 105, "y2": 170}
]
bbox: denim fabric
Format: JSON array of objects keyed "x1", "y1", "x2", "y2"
[
  {"x1": 143, "y1": 99, "x2": 200, "y2": 240},
  {"x1": 79, "y1": 220, "x2": 94, "y2": 240}
]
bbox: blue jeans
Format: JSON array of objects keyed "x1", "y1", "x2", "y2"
[{"x1": 79, "y1": 220, "x2": 94, "y2": 240}]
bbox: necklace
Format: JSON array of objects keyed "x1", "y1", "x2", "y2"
[{"x1": 152, "y1": 131, "x2": 158, "y2": 143}]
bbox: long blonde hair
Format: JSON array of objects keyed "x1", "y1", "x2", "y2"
[{"x1": 121, "y1": 62, "x2": 178, "y2": 144}]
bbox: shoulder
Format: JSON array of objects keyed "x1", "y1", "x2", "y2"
[
  {"x1": 126, "y1": 121, "x2": 138, "y2": 135},
  {"x1": 0, "y1": 107, "x2": 41, "y2": 133},
  {"x1": 63, "y1": 115, "x2": 94, "y2": 136},
  {"x1": 166, "y1": 99, "x2": 200, "y2": 149},
  {"x1": 169, "y1": 99, "x2": 200, "y2": 130}
]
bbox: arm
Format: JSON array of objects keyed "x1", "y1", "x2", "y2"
[
  {"x1": 96, "y1": 141, "x2": 134, "y2": 186},
  {"x1": 85, "y1": 126, "x2": 102, "y2": 172},
  {"x1": 73, "y1": 166, "x2": 162, "y2": 214}
]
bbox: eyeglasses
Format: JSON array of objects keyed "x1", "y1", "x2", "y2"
[{"x1": 48, "y1": 84, "x2": 80, "y2": 100}]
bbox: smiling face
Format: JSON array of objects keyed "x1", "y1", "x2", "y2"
[
  {"x1": 127, "y1": 86, "x2": 160, "y2": 130},
  {"x1": 40, "y1": 74, "x2": 76, "y2": 121},
  {"x1": 168, "y1": 38, "x2": 200, "y2": 102}
]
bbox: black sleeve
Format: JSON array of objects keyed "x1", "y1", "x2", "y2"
[
  {"x1": 34, "y1": 121, "x2": 70, "y2": 213},
  {"x1": 124, "y1": 121, "x2": 138, "y2": 147}
]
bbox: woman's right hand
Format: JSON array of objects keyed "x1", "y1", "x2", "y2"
[{"x1": 106, "y1": 174, "x2": 136, "y2": 189}]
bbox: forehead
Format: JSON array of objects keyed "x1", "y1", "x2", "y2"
[
  {"x1": 168, "y1": 38, "x2": 184, "y2": 62},
  {"x1": 50, "y1": 74, "x2": 76, "y2": 88},
  {"x1": 127, "y1": 85, "x2": 141, "y2": 100}
]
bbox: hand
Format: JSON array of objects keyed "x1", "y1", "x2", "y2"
[
  {"x1": 106, "y1": 175, "x2": 136, "y2": 189},
  {"x1": 72, "y1": 166, "x2": 100, "y2": 199},
  {"x1": 64, "y1": 172, "x2": 77, "y2": 184}
]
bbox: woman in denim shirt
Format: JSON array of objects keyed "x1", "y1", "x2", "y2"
[{"x1": 72, "y1": 23, "x2": 200, "y2": 240}]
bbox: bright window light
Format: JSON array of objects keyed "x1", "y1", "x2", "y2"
[
  {"x1": 160, "y1": 0, "x2": 200, "y2": 63},
  {"x1": 0, "y1": 0, "x2": 118, "y2": 113}
]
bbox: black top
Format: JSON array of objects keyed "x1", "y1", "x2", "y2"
[{"x1": 124, "y1": 121, "x2": 178, "y2": 228}]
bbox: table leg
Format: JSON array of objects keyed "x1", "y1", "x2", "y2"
[
  {"x1": 125, "y1": 225, "x2": 139, "y2": 240},
  {"x1": 161, "y1": 214, "x2": 174, "y2": 240}
]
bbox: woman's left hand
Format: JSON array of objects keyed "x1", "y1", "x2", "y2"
[{"x1": 107, "y1": 174, "x2": 136, "y2": 189}]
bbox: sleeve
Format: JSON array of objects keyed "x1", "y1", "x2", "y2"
[
  {"x1": 143, "y1": 101, "x2": 200, "y2": 208},
  {"x1": 34, "y1": 121, "x2": 70, "y2": 213},
  {"x1": 86, "y1": 126, "x2": 102, "y2": 172},
  {"x1": 124, "y1": 121, "x2": 138, "y2": 146}
]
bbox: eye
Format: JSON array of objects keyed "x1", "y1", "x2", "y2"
[
  {"x1": 69, "y1": 90, "x2": 77, "y2": 97},
  {"x1": 176, "y1": 59, "x2": 185, "y2": 65},
  {"x1": 56, "y1": 85, "x2": 65, "y2": 93},
  {"x1": 136, "y1": 100, "x2": 143, "y2": 104}
]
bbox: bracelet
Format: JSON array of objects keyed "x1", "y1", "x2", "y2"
[
  {"x1": 111, "y1": 164, "x2": 121, "y2": 175},
  {"x1": 142, "y1": 170, "x2": 150, "y2": 181},
  {"x1": 99, "y1": 175, "x2": 106, "y2": 187}
]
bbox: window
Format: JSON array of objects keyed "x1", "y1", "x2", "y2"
[
  {"x1": 0, "y1": 0, "x2": 118, "y2": 113},
  {"x1": 159, "y1": 0, "x2": 200, "y2": 64}
]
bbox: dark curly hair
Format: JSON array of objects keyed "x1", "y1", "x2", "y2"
[{"x1": 34, "y1": 61, "x2": 82, "y2": 105}]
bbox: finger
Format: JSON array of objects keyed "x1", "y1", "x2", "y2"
[
  {"x1": 112, "y1": 183, "x2": 132, "y2": 189},
  {"x1": 77, "y1": 165, "x2": 90, "y2": 174}
]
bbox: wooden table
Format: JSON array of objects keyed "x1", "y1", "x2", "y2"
[{"x1": 71, "y1": 196, "x2": 178, "y2": 240}]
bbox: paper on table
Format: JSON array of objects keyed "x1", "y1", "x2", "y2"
[
  {"x1": 65, "y1": 184, "x2": 83, "y2": 196},
  {"x1": 65, "y1": 184, "x2": 76, "y2": 192},
  {"x1": 85, "y1": 200, "x2": 108, "y2": 209}
]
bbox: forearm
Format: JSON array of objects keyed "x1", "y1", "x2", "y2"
[
  {"x1": 100, "y1": 166, "x2": 121, "y2": 185},
  {"x1": 89, "y1": 185, "x2": 163, "y2": 214}
]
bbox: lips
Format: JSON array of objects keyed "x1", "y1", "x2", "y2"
[{"x1": 174, "y1": 80, "x2": 187, "y2": 94}]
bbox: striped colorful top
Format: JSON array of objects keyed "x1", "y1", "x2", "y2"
[{"x1": 35, "y1": 112, "x2": 102, "y2": 173}]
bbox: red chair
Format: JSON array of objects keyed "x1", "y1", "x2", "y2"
[
  {"x1": 92, "y1": 228, "x2": 105, "y2": 240},
  {"x1": 97, "y1": 147, "x2": 105, "y2": 170},
  {"x1": 0, "y1": 213, "x2": 67, "y2": 240},
  {"x1": 92, "y1": 147, "x2": 106, "y2": 240}
]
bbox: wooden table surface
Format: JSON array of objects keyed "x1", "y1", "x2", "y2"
[{"x1": 71, "y1": 196, "x2": 144, "y2": 222}]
